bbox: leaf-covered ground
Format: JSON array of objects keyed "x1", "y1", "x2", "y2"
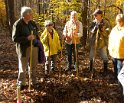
[{"x1": 0, "y1": 30, "x2": 123, "y2": 103}]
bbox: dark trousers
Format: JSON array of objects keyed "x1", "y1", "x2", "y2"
[{"x1": 65, "y1": 43, "x2": 79, "y2": 69}]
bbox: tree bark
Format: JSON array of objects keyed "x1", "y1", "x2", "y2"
[
  {"x1": 4, "y1": 0, "x2": 15, "y2": 34},
  {"x1": 82, "y1": 0, "x2": 88, "y2": 47},
  {"x1": 4, "y1": 0, "x2": 9, "y2": 27},
  {"x1": 21, "y1": 0, "x2": 26, "y2": 6}
]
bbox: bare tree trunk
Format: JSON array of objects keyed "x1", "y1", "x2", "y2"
[
  {"x1": 4, "y1": 0, "x2": 9, "y2": 27},
  {"x1": 82, "y1": 0, "x2": 88, "y2": 47},
  {"x1": 97, "y1": 0, "x2": 100, "y2": 8},
  {"x1": 21, "y1": 0, "x2": 26, "y2": 6},
  {"x1": 38, "y1": 0, "x2": 41, "y2": 15},
  {"x1": 4, "y1": 0, "x2": 15, "y2": 34},
  {"x1": 103, "y1": 0, "x2": 106, "y2": 16}
]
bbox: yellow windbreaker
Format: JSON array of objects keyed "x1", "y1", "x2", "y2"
[
  {"x1": 40, "y1": 28, "x2": 61, "y2": 56},
  {"x1": 108, "y1": 25, "x2": 124, "y2": 59}
]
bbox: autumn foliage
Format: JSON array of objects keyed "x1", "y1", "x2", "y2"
[{"x1": 0, "y1": 0, "x2": 6, "y2": 27}]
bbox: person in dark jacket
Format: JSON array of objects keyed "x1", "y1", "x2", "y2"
[
  {"x1": 12, "y1": 6, "x2": 39, "y2": 89},
  {"x1": 89, "y1": 9, "x2": 111, "y2": 75}
]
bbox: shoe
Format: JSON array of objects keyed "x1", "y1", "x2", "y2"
[
  {"x1": 65, "y1": 65, "x2": 74, "y2": 71},
  {"x1": 31, "y1": 82, "x2": 39, "y2": 88},
  {"x1": 70, "y1": 65, "x2": 75, "y2": 69},
  {"x1": 31, "y1": 80, "x2": 38, "y2": 86},
  {"x1": 17, "y1": 84, "x2": 26, "y2": 90},
  {"x1": 20, "y1": 85, "x2": 27, "y2": 90},
  {"x1": 65, "y1": 68, "x2": 71, "y2": 72},
  {"x1": 51, "y1": 69, "x2": 55, "y2": 72},
  {"x1": 51, "y1": 69, "x2": 58, "y2": 73},
  {"x1": 45, "y1": 70, "x2": 50, "y2": 75},
  {"x1": 102, "y1": 70, "x2": 108, "y2": 77},
  {"x1": 17, "y1": 81, "x2": 26, "y2": 90},
  {"x1": 72, "y1": 69, "x2": 77, "y2": 72}
]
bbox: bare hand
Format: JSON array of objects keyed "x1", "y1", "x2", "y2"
[
  {"x1": 66, "y1": 36, "x2": 72, "y2": 42},
  {"x1": 101, "y1": 26, "x2": 105, "y2": 32},
  {"x1": 27, "y1": 34, "x2": 35, "y2": 40},
  {"x1": 73, "y1": 34, "x2": 78, "y2": 39}
]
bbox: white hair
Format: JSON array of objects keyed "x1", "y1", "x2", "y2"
[
  {"x1": 70, "y1": 11, "x2": 78, "y2": 20},
  {"x1": 21, "y1": 6, "x2": 32, "y2": 17},
  {"x1": 70, "y1": 11, "x2": 77, "y2": 16},
  {"x1": 116, "y1": 14, "x2": 124, "y2": 22}
]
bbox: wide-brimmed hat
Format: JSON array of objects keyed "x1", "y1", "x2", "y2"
[
  {"x1": 93, "y1": 9, "x2": 103, "y2": 16},
  {"x1": 44, "y1": 20, "x2": 53, "y2": 27}
]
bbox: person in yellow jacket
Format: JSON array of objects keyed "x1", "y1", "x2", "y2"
[
  {"x1": 108, "y1": 14, "x2": 124, "y2": 80},
  {"x1": 40, "y1": 20, "x2": 61, "y2": 75}
]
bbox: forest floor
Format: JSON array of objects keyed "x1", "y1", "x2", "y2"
[{"x1": 0, "y1": 29, "x2": 123, "y2": 103}]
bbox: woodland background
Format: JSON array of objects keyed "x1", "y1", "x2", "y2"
[
  {"x1": 1, "y1": 0, "x2": 124, "y2": 45},
  {"x1": 0, "y1": 0, "x2": 124, "y2": 103}
]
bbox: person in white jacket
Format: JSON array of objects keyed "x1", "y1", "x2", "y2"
[
  {"x1": 108, "y1": 14, "x2": 124, "y2": 81},
  {"x1": 63, "y1": 11, "x2": 83, "y2": 71},
  {"x1": 115, "y1": 14, "x2": 124, "y2": 97}
]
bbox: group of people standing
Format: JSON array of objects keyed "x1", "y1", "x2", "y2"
[
  {"x1": 12, "y1": 6, "x2": 124, "y2": 97},
  {"x1": 12, "y1": 6, "x2": 83, "y2": 89}
]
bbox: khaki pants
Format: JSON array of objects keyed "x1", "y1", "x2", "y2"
[{"x1": 17, "y1": 46, "x2": 38, "y2": 85}]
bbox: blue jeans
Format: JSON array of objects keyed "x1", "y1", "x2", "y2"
[
  {"x1": 112, "y1": 58, "x2": 124, "y2": 79},
  {"x1": 118, "y1": 66, "x2": 124, "y2": 95},
  {"x1": 65, "y1": 43, "x2": 79, "y2": 69}
]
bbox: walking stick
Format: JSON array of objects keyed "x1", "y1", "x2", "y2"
[
  {"x1": 91, "y1": 28, "x2": 99, "y2": 79},
  {"x1": 47, "y1": 33, "x2": 50, "y2": 75},
  {"x1": 74, "y1": 36, "x2": 78, "y2": 77},
  {"x1": 72, "y1": 28, "x2": 78, "y2": 77},
  {"x1": 17, "y1": 82, "x2": 21, "y2": 103},
  {"x1": 60, "y1": 36, "x2": 63, "y2": 58},
  {"x1": 59, "y1": 35, "x2": 64, "y2": 80},
  {"x1": 29, "y1": 31, "x2": 33, "y2": 91}
]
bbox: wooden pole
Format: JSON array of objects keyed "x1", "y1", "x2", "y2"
[
  {"x1": 29, "y1": 31, "x2": 33, "y2": 91},
  {"x1": 74, "y1": 37, "x2": 78, "y2": 77},
  {"x1": 17, "y1": 83, "x2": 21, "y2": 103},
  {"x1": 91, "y1": 29, "x2": 99, "y2": 79},
  {"x1": 72, "y1": 28, "x2": 78, "y2": 77}
]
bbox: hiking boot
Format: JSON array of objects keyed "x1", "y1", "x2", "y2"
[
  {"x1": 103, "y1": 61, "x2": 108, "y2": 76},
  {"x1": 88, "y1": 60, "x2": 93, "y2": 72},
  {"x1": 17, "y1": 81, "x2": 26, "y2": 90}
]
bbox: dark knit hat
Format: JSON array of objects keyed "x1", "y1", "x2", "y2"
[{"x1": 93, "y1": 9, "x2": 103, "y2": 15}]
